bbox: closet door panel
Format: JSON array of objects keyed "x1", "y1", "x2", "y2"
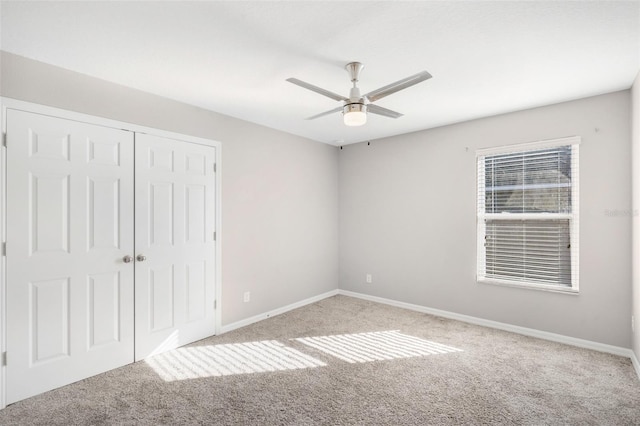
[
  {"x1": 134, "y1": 133, "x2": 216, "y2": 360},
  {"x1": 5, "y1": 109, "x2": 135, "y2": 404}
]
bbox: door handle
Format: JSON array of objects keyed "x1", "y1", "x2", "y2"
[
  {"x1": 136, "y1": 254, "x2": 147, "y2": 262},
  {"x1": 123, "y1": 255, "x2": 133, "y2": 263}
]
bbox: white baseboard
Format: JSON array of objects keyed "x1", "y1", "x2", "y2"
[
  {"x1": 220, "y1": 289, "x2": 339, "y2": 334},
  {"x1": 338, "y1": 290, "x2": 634, "y2": 359},
  {"x1": 218, "y1": 288, "x2": 635, "y2": 367},
  {"x1": 631, "y1": 350, "x2": 640, "y2": 380}
]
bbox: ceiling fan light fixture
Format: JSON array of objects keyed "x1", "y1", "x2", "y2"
[{"x1": 343, "y1": 103, "x2": 367, "y2": 126}]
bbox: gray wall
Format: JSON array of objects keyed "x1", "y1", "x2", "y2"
[
  {"x1": 0, "y1": 51, "x2": 339, "y2": 326},
  {"x1": 339, "y1": 91, "x2": 632, "y2": 348},
  {"x1": 633, "y1": 71, "x2": 640, "y2": 357},
  {"x1": 2, "y1": 51, "x2": 634, "y2": 349}
]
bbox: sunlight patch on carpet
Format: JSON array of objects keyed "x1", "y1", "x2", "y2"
[
  {"x1": 294, "y1": 330, "x2": 462, "y2": 363},
  {"x1": 145, "y1": 340, "x2": 326, "y2": 381}
]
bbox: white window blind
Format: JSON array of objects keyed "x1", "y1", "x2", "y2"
[{"x1": 477, "y1": 138, "x2": 579, "y2": 291}]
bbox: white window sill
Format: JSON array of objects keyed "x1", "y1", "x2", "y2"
[{"x1": 477, "y1": 278, "x2": 579, "y2": 295}]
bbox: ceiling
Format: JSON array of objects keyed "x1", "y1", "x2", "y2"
[{"x1": 1, "y1": 1, "x2": 639, "y2": 146}]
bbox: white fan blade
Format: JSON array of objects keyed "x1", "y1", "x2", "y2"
[
  {"x1": 364, "y1": 71, "x2": 432, "y2": 103},
  {"x1": 287, "y1": 78, "x2": 347, "y2": 102},
  {"x1": 367, "y1": 104, "x2": 403, "y2": 119},
  {"x1": 307, "y1": 106, "x2": 343, "y2": 120}
]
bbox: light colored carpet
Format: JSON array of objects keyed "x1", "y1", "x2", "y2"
[{"x1": 0, "y1": 295, "x2": 639, "y2": 425}]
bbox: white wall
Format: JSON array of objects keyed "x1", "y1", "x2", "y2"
[
  {"x1": 632, "y1": 70, "x2": 640, "y2": 357},
  {"x1": 0, "y1": 51, "x2": 339, "y2": 326},
  {"x1": 339, "y1": 91, "x2": 632, "y2": 348}
]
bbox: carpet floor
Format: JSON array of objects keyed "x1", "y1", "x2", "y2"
[{"x1": 0, "y1": 295, "x2": 639, "y2": 425}]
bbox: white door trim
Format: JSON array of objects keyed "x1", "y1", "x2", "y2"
[{"x1": 0, "y1": 97, "x2": 223, "y2": 409}]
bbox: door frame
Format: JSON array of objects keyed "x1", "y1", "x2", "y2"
[{"x1": 0, "y1": 97, "x2": 223, "y2": 409}]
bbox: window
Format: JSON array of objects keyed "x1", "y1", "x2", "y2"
[{"x1": 476, "y1": 137, "x2": 579, "y2": 292}]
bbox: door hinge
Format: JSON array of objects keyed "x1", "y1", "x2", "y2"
[
  {"x1": 213, "y1": 231, "x2": 216, "y2": 241},
  {"x1": 2, "y1": 352, "x2": 6, "y2": 366},
  {"x1": 213, "y1": 163, "x2": 217, "y2": 173},
  {"x1": 214, "y1": 300, "x2": 217, "y2": 310},
  {"x1": 1, "y1": 242, "x2": 5, "y2": 257},
  {"x1": 2, "y1": 133, "x2": 6, "y2": 148}
]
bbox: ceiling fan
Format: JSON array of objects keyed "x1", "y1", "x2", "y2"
[{"x1": 286, "y1": 62, "x2": 432, "y2": 127}]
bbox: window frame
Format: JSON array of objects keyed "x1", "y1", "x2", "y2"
[{"x1": 476, "y1": 136, "x2": 580, "y2": 294}]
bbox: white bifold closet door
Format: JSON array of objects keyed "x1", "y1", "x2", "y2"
[
  {"x1": 6, "y1": 110, "x2": 135, "y2": 404},
  {"x1": 134, "y1": 133, "x2": 216, "y2": 361},
  {"x1": 5, "y1": 109, "x2": 216, "y2": 404}
]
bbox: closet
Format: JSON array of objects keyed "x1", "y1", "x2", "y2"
[{"x1": 2, "y1": 105, "x2": 219, "y2": 404}]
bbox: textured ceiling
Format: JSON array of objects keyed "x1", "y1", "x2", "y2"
[{"x1": 1, "y1": 1, "x2": 639, "y2": 145}]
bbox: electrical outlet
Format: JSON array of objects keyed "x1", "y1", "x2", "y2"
[
  {"x1": 366, "y1": 274, "x2": 372, "y2": 284},
  {"x1": 243, "y1": 291, "x2": 250, "y2": 303}
]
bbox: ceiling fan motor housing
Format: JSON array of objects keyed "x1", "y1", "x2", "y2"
[
  {"x1": 343, "y1": 103, "x2": 367, "y2": 115},
  {"x1": 345, "y1": 83, "x2": 366, "y2": 116}
]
